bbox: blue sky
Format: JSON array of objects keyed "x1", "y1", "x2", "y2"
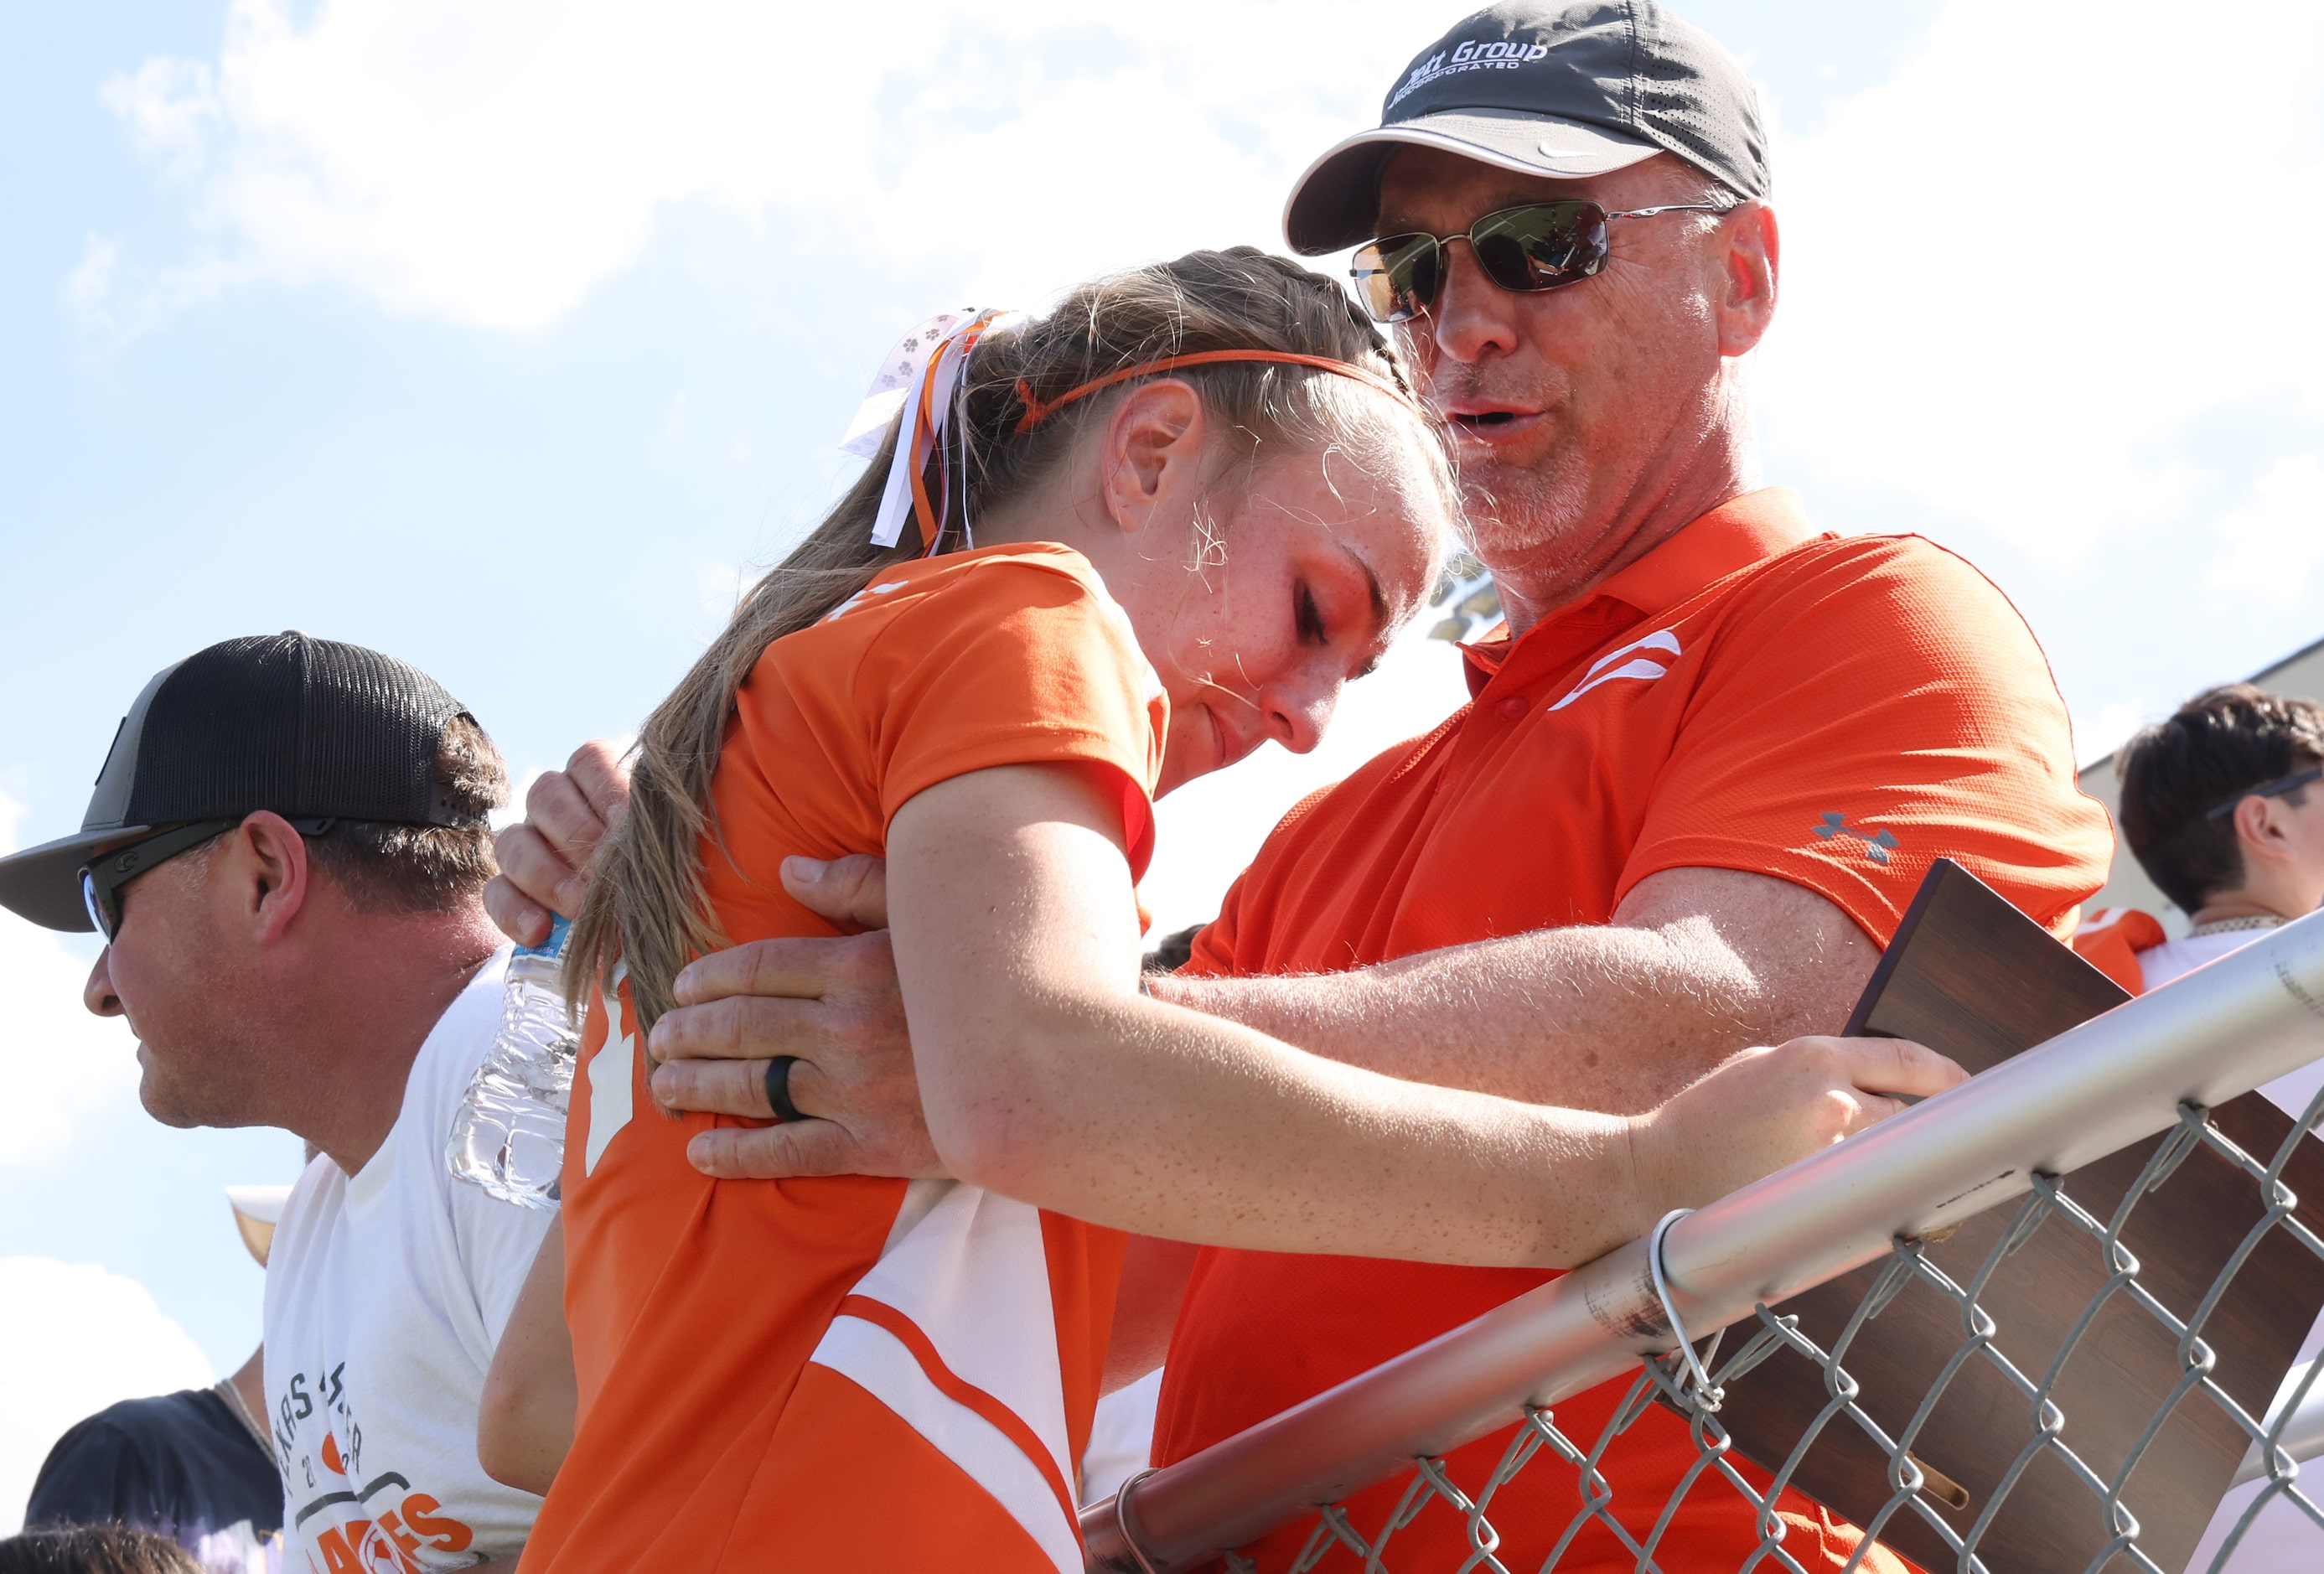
[{"x1": 3, "y1": 0, "x2": 2321, "y2": 1527}]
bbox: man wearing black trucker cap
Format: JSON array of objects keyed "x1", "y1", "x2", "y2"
[
  {"x1": 0, "y1": 634, "x2": 550, "y2": 1573},
  {"x1": 489, "y1": 3, "x2": 2110, "y2": 1569}
]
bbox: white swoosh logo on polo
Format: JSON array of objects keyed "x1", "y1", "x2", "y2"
[{"x1": 1548, "y1": 629, "x2": 1681, "y2": 712}]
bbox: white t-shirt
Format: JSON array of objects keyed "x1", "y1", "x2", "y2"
[
  {"x1": 2140, "y1": 927, "x2": 2324, "y2": 1120},
  {"x1": 2139, "y1": 928, "x2": 2262, "y2": 992},
  {"x1": 263, "y1": 949, "x2": 556, "y2": 1571}
]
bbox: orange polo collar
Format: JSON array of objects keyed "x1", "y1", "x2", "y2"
[{"x1": 1462, "y1": 487, "x2": 1819, "y2": 687}]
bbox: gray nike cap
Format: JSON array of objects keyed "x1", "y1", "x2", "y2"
[{"x1": 1285, "y1": 0, "x2": 1769, "y2": 256}]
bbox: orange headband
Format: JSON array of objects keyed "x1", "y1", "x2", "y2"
[{"x1": 1013, "y1": 349, "x2": 1422, "y2": 434}]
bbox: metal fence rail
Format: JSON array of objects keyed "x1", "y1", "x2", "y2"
[{"x1": 1084, "y1": 912, "x2": 2324, "y2": 1574}]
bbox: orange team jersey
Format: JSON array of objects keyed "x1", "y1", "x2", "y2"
[
  {"x1": 1153, "y1": 489, "x2": 2115, "y2": 1573},
  {"x1": 524, "y1": 544, "x2": 1167, "y2": 1574}
]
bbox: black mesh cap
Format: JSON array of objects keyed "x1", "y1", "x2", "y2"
[
  {"x1": 1284, "y1": 1, "x2": 1768, "y2": 255},
  {"x1": 0, "y1": 632, "x2": 477, "y2": 931}
]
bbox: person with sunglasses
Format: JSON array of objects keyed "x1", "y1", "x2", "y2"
[
  {"x1": 0, "y1": 634, "x2": 550, "y2": 1573},
  {"x1": 488, "y1": 3, "x2": 2114, "y2": 1568}
]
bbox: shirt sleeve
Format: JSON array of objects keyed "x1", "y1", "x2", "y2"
[
  {"x1": 448, "y1": 1177, "x2": 558, "y2": 1349},
  {"x1": 24, "y1": 1417, "x2": 155, "y2": 1529},
  {"x1": 420, "y1": 969, "x2": 560, "y2": 1348},
  {"x1": 849, "y1": 557, "x2": 1167, "y2": 879},
  {"x1": 1615, "y1": 536, "x2": 2114, "y2": 944}
]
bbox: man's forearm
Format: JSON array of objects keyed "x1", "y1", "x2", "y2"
[
  {"x1": 1152, "y1": 868, "x2": 1878, "y2": 1114},
  {"x1": 1152, "y1": 934, "x2": 1745, "y2": 1112}
]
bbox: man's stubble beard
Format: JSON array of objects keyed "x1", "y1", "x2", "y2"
[
  {"x1": 137, "y1": 1043, "x2": 210, "y2": 1129},
  {"x1": 134, "y1": 1029, "x2": 264, "y2": 1132},
  {"x1": 1457, "y1": 444, "x2": 1601, "y2": 598},
  {"x1": 1419, "y1": 349, "x2": 1607, "y2": 605}
]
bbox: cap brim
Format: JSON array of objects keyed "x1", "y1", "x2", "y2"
[
  {"x1": 0, "y1": 826, "x2": 150, "y2": 932},
  {"x1": 1283, "y1": 111, "x2": 1663, "y2": 256},
  {"x1": 227, "y1": 1184, "x2": 296, "y2": 1268}
]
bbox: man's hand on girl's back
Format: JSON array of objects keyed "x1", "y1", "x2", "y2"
[
  {"x1": 487, "y1": 744, "x2": 929, "y2": 1181},
  {"x1": 647, "y1": 862, "x2": 935, "y2": 1182}
]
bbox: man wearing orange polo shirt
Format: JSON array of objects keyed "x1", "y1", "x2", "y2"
[{"x1": 490, "y1": 4, "x2": 2110, "y2": 1566}]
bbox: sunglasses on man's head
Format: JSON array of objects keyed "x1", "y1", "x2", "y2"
[
  {"x1": 1350, "y1": 199, "x2": 1736, "y2": 324},
  {"x1": 2203, "y1": 764, "x2": 2324, "y2": 821},
  {"x1": 78, "y1": 815, "x2": 334, "y2": 941}
]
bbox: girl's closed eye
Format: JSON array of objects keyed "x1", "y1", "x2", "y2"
[{"x1": 1296, "y1": 584, "x2": 1328, "y2": 646}]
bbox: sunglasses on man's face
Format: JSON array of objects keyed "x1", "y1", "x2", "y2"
[
  {"x1": 1349, "y1": 199, "x2": 1735, "y2": 324},
  {"x1": 78, "y1": 815, "x2": 334, "y2": 941}
]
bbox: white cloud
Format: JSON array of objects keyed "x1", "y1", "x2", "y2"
[
  {"x1": 102, "y1": 57, "x2": 224, "y2": 178},
  {"x1": 61, "y1": 236, "x2": 119, "y2": 309},
  {"x1": 100, "y1": 0, "x2": 1405, "y2": 331},
  {"x1": 1761, "y1": 0, "x2": 2324, "y2": 562},
  {"x1": 0, "y1": 796, "x2": 143, "y2": 1168},
  {"x1": 105, "y1": 0, "x2": 2324, "y2": 569},
  {"x1": 59, "y1": 232, "x2": 244, "y2": 342},
  {"x1": 0, "y1": 1256, "x2": 215, "y2": 1535},
  {"x1": 2205, "y1": 453, "x2": 2324, "y2": 609}
]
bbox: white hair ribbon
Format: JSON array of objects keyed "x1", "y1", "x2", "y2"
[{"x1": 840, "y1": 308, "x2": 1015, "y2": 550}]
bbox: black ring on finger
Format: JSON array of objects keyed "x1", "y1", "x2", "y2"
[{"x1": 765, "y1": 1056, "x2": 805, "y2": 1124}]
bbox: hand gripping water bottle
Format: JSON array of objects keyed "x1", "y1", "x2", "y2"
[{"x1": 448, "y1": 918, "x2": 577, "y2": 1209}]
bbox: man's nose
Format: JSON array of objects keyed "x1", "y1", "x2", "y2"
[
  {"x1": 85, "y1": 948, "x2": 125, "y2": 1017},
  {"x1": 1427, "y1": 239, "x2": 1523, "y2": 365}
]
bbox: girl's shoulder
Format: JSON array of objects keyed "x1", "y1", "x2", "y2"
[
  {"x1": 826, "y1": 541, "x2": 1111, "y2": 624},
  {"x1": 814, "y1": 542, "x2": 1150, "y2": 678},
  {"x1": 776, "y1": 541, "x2": 1157, "y2": 708},
  {"x1": 784, "y1": 541, "x2": 1168, "y2": 840}
]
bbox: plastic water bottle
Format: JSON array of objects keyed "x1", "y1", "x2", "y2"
[{"x1": 448, "y1": 918, "x2": 577, "y2": 1209}]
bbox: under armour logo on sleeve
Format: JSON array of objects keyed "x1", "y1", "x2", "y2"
[{"x1": 1814, "y1": 811, "x2": 1899, "y2": 866}]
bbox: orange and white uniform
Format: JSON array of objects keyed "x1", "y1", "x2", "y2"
[{"x1": 522, "y1": 544, "x2": 1166, "y2": 1574}]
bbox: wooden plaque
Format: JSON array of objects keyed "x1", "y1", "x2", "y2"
[{"x1": 1706, "y1": 860, "x2": 2324, "y2": 1574}]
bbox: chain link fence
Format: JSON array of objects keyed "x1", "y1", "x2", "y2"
[{"x1": 1084, "y1": 915, "x2": 2324, "y2": 1574}]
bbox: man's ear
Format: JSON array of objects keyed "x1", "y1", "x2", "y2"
[
  {"x1": 1715, "y1": 200, "x2": 1778, "y2": 359},
  {"x1": 2233, "y1": 794, "x2": 2298, "y2": 869},
  {"x1": 1098, "y1": 380, "x2": 1209, "y2": 538},
  {"x1": 220, "y1": 811, "x2": 318, "y2": 945}
]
